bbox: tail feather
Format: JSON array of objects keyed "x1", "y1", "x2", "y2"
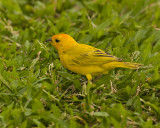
[
  {"x1": 118, "y1": 62, "x2": 143, "y2": 69},
  {"x1": 102, "y1": 62, "x2": 143, "y2": 70}
]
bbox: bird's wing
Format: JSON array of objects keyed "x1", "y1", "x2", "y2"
[{"x1": 66, "y1": 44, "x2": 121, "y2": 66}]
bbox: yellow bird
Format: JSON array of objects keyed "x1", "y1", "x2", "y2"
[{"x1": 46, "y1": 34, "x2": 142, "y2": 81}]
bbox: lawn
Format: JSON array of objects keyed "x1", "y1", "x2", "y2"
[{"x1": 0, "y1": 0, "x2": 160, "y2": 127}]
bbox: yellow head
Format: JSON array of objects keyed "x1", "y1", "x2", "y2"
[{"x1": 46, "y1": 34, "x2": 78, "y2": 53}]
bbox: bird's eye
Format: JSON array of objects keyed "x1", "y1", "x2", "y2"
[{"x1": 55, "y1": 39, "x2": 60, "y2": 43}]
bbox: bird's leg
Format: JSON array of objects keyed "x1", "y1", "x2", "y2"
[
  {"x1": 86, "y1": 74, "x2": 92, "y2": 81},
  {"x1": 93, "y1": 74, "x2": 102, "y2": 82},
  {"x1": 85, "y1": 74, "x2": 92, "y2": 111}
]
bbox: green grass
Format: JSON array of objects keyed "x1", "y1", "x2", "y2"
[{"x1": 0, "y1": 0, "x2": 160, "y2": 127}]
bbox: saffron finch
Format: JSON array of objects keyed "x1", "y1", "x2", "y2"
[{"x1": 46, "y1": 34, "x2": 142, "y2": 81}]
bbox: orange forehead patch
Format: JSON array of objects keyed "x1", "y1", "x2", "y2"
[{"x1": 52, "y1": 34, "x2": 70, "y2": 40}]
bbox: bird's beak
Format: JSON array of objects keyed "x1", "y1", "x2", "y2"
[{"x1": 45, "y1": 37, "x2": 52, "y2": 42}]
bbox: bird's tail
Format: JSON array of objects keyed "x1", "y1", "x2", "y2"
[
  {"x1": 102, "y1": 62, "x2": 143, "y2": 70},
  {"x1": 117, "y1": 62, "x2": 143, "y2": 69}
]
